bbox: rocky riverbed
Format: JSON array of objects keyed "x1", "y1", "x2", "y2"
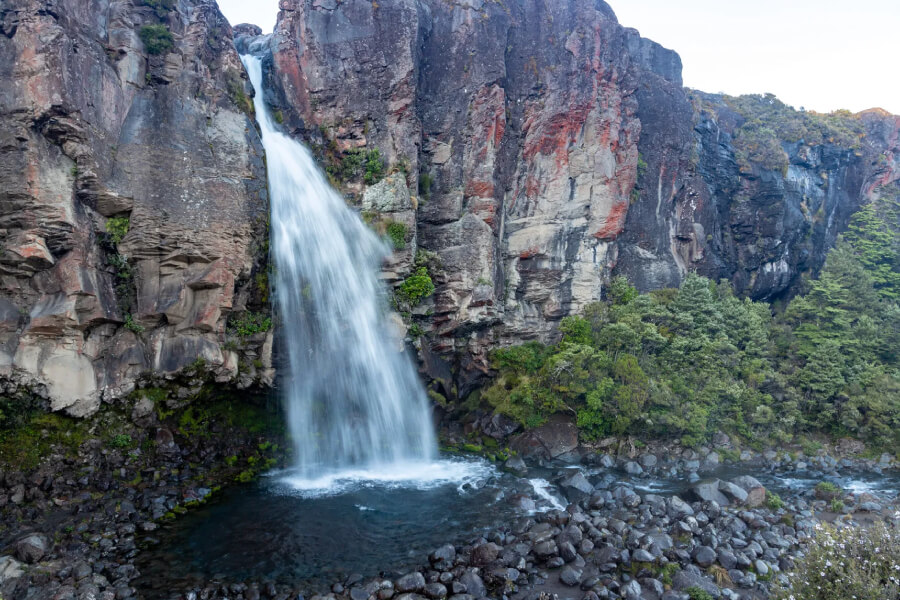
[{"x1": 2, "y1": 398, "x2": 897, "y2": 600}]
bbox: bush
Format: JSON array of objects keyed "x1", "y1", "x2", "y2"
[
  {"x1": 776, "y1": 522, "x2": 900, "y2": 600},
  {"x1": 685, "y1": 587, "x2": 714, "y2": 600},
  {"x1": 228, "y1": 311, "x2": 272, "y2": 338},
  {"x1": 386, "y1": 221, "x2": 408, "y2": 250},
  {"x1": 108, "y1": 434, "x2": 133, "y2": 448},
  {"x1": 396, "y1": 267, "x2": 435, "y2": 307},
  {"x1": 766, "y1": 491, "x2": 784, "y2": 510},
  {"x1": 124, "y1": 314, "x2": 144, "y2": 333},
  {"x1": 106, "y1": 216, "x2": 130, "y2": 245},
  {"x1": 142, "y1": 0, "x2": 175, "y2": 18},
  {"x1": 139, "y1": 24, "x2": 174, "y2": 55}
]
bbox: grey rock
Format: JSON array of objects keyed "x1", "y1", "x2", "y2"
[
  {"x1": 424, "y1": 583, "x2": 447, "y2": 599},
  {"x1": 624, "y1": 461, "x2": 643, "y2": 476},
  {"x1": 458, "y1": 571, "x2": 485, "y2": 599},
  {"x1": 693, "y1": 546, "x2": 717, "y2": 568},
  {"x1": 559, "y1": 565, "x2": 583, "y2": 587},
  {"x1": 689, "y1": 480, "x2": 730, "y2": 505},
  {"x1": 15, "y1": 534, "x2": 49, "y2": 564},
  {"x1": 396, "y1": 572, "x2": 426, "y2": 593}
]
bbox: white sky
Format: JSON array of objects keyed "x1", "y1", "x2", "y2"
[{"x1": 217, "y1": 0, "x2": 900, "y2": 114}]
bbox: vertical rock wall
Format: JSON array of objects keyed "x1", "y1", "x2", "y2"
[{"x1": 0, "y1": 0, "x2": 271, "y2": 415}]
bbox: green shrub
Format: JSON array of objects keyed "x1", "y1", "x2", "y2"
[
  {"x1": 363, "y1": 148, "x2": 384, "y2": 184},
  {"x1": 685, "y1": 587, "x2": 714, "y2": 600},
  {"x1": 776, "y1": 522, "x2": 900, "y2": 600},
  {"x1": 766, "y1": 491, "x2": 784, "y2": 510},
  {"x1": 228, "y1": 311, "x2": 272, "y2": 338},
  {"x1": 225, "y1": 70, "x2": 254, "y2": 116},
  {"x1": 396, "y1": 267, "x2": 435, "y2": 306},
  {"x1": 108, "y1": 434, "x2": 133, "y2": 448},
  {"x1": 124, "y1": 314, "x2": 145, "y2": 333},
  {"x1": 142, "y1": 0, "x2": 175, "y2": 18},
  {"x1": 815, "y1": 481, "x2": 841, "y2": 498},
  {"x1": 106, "y1": 216, "x2": 130, "y2": 245},
  {"x1": 386, "y1": 221, "x2": 408, "y2": 250},
  {"x1": 139, "y1": 24, "x2": 174, "y2": 55}
]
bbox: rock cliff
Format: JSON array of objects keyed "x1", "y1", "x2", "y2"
[
  {"x1": 3, "y1": 0, "x2": 898, "y2": 412},
  {"x1": 241, "y1": 0, "x2": 899, "y2": 397},
  {"x1": 0, "y1": 0, "x2": 271, "y2": 415}
]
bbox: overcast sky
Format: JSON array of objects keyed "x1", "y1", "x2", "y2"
[{"x1": 217, "y1": 0, "x2": 900, "y2": 114}]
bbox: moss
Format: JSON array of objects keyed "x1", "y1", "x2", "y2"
[
  {"x1": 225, "y1": 70, "x2": 254, "y2": 116},
  {"x1": 139, "y1": 24, "x2": 174, "y2": 55},
  {"x1": 418, "y1": 172, "x2": 433, "y2": 203},
  {"x1": 0, "y1": 413, "x2": 93, "y2": 470}
]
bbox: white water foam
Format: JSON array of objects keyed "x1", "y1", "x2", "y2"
[
  {"x1": 529, "y1": 478, "x2": 567, "y2": 511},
  {"x1": 270, "y1": 458, "x2": 498, "y2": 499},
  {"x1": 240, "y1": 55, "x2": 437, "y2": 479}
]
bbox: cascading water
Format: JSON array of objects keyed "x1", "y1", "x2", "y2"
[{"x1": 241, "y1": 55, "x2": 439, "y2": 485}]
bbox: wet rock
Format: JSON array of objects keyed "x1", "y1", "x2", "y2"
[
  {"x1": 396, "y1": 572, "x2": 426, "y2": 593},
  {"x1": 503, "y1": 456, "x2": 528, "y2": 475},
  {"x1": 559, "y1": 541, "x2": 578, "y2": 563},
  {"x1": 350, "y1": 587, "x2": 369, "y2": 600},
  {"x1": 559, "y1": 471, "x2": 593, "y2": 503},
  {"x1": 621, "y1": 579, "x2": 642, "y2": 600},
  {"x1": 510, "y1": 416, "x2": 579, "y2": 460},
  {"x1": 624, "y1": 461, "x2": 643, "y2": 476},
  {"x1": 668, "y1": 496, "x2": 695, "y2": 517},
  {"x1": 424, "y1": 583, "x2": 447, "y2": 599},
  {"x1": 672, "y1": 567, "x2": 721, "y2": 598},
  {"x1": 15, "y1": 533, "x2": 49, "y2": 564},
  {"x1": 457, "y1": 571, "x2": 485, "y2": 598},
  {"x1": 0, "y1": 555, "x2": 24, "y2": 583},
  {"x1": 430, "y1": 545, "x2": 456, "y2": 570},
  {"x1": 471, "y1": 543, "x2": 500, "y2": 566}
]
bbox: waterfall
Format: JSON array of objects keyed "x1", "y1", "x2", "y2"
[{"x1": 241, "y1": 56, "x2": 437, "y2": 482}]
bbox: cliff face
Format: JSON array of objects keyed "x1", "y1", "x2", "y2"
[
  {"x1": 4, "y1": 0, "x2": 897, "y2": 413},
  {"x1": 250, "y1": 0, "x2": 899, "y2": 396},
  {"x1": 617, "y1": 92, "x2": 900, "y2": 301},
  {"x1": 240, "y1": 0, "x2": 900, "y2": 397},
  {"x1": 249, "y1": 0, "x2": 683, "y2": 395},
  {"x1": 0, "y1": 0, "x2": 271, "y2": 415}
]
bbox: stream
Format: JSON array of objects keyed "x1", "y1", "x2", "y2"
[{"x1": 134, "y1": 456, "x2": 899, "y2": 596}]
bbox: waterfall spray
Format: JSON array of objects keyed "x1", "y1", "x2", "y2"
[{"x1": 241, "y1": 55, "x2": 436, "y2": 482}]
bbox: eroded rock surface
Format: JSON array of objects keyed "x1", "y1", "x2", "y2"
[
  {"x1": 244, "y1": 0, "x2": 900, "y2": 396},
  {"x1": 0, "y1": 0, "x2": 270, "y2": 414}
]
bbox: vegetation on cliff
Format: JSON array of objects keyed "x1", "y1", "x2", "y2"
[
  {"x1": 715, "y1": 93, "x2": 866, "y2": 173},
  {"x1": 481, "y1": 200, "x2": 900, "y2": 449}
]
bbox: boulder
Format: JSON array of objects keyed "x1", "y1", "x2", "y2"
[
  {"x1": 15, "y1": 534, "x2": 49, "y2": 564},
  {"x1": 730, "y1": 475, "x2": 766, "y2": 508},
  {"x1": 559, "y1": 471, "x2": 593, "y2": 503},
  {"x1": 396, "y1": 572, "x2": 426, "y2": 593},
  {"x1": 510, "y1": 415, "x2": 578, "y2": 460},
  {"x1": 689, "y1": 480, "x2": 730, "y2": 505}
]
